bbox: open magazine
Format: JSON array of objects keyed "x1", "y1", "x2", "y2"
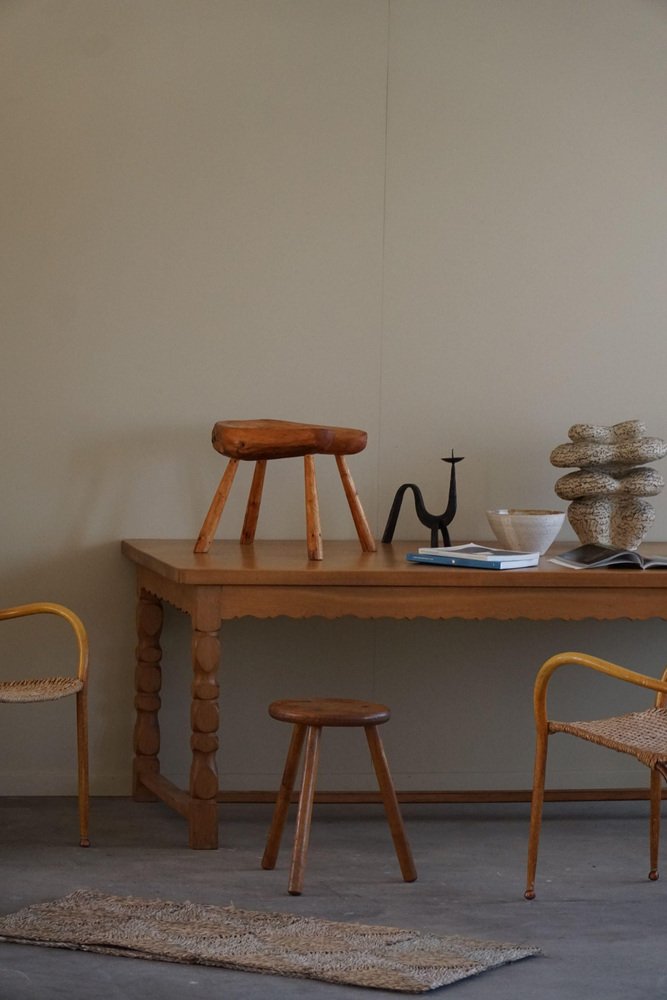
[{"x1": 550, "y1": 543, "x2": 667, "y2": 570}]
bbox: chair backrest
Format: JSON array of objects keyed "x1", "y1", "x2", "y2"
[
  {"x1": 0, "y1": 602, "x2": 89, "y2": 695},
  {"x1": 655, "y1": 666, "x2": 667, "y2": 709}
]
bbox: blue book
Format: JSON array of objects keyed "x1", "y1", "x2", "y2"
[{"x1": 407, "y1": 544, "x2": 539, "y2": 570}]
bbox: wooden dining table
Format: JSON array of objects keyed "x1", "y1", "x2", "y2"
[{"x1": 121, "y1": 538, "x2": 667, "y2": 848}]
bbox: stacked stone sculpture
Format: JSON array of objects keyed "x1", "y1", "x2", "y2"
[{"x1": 550, "y1": 420, "x2": 667, "y2": 550}]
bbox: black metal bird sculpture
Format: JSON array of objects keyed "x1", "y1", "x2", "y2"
[{"x1": 381, "y1": 451, "x2": 464, "y2": 548}]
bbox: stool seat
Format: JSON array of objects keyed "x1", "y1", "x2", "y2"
[
  {"x1": 269, "y1": 698, "x2": 390, "y2": 728},
  {"x1": 195, "y1": 418, "x2": 376, "y2": 561},
  {"x1": 212, "y1": 419, "x2": 367, "y2": 461},
  {"x1": 262, "y1": 696, "x2": 417, "y2": 895}
]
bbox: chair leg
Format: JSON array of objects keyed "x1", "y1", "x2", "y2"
[
  {"x1": 240, "y1": 460, "x2": 267, "y2": 544},
  {"x1": 194, "y1": 459, "x2": 240, "y2": 553},
  {"x1": 335, "y1": 455, "x2": 376, "y2": 553},
  {"x1": 303, "y1": 455, "x2": 323, "y2": 561},
  {"x1": 365, "y1": 725, "x2": 417, "y2": 882},
  {"x1": 649, "y1": 767, "x2": 662, "y2": 881},
  {"x1": 262, "y1": 723, "x2": 306, "y2": 870},
  {"x1": 288, "y1": 725, "x2": 321, "y2": 895},
  {"x1": 76, "y1": 687, "x2": 90, "y2": 847},
  {"x1": 525, "y1": 725, "x2": 549, "y2": 899}
]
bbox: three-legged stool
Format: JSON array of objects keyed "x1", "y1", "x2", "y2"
[
  {"x1": 194, "y1": 419, "x2": 376, "y2": 560},
  {"x1": 261, "y1": 698, "x2": 417, "y2": 895}
]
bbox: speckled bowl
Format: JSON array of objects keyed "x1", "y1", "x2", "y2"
[{"x1": 486, "y1": 509, "x2": 565, "y2": 555}]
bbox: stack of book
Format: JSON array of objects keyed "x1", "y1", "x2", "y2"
[{"x1": 406, "y1": 543, "x2": 540, "y2": 570}]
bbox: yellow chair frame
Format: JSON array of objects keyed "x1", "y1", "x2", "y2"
[
  {"x1": 525, "y1": 651, "x2": 667, "y2": 899},
  {"x1": 0, "y1": 602, "x2": 90, "y2": 847}
]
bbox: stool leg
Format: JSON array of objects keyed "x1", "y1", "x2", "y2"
[
  {"x1": 335, "y1": 455, "x2": 376, "y2": 553},
  {"x1": 262, "y1": 723, "x2": 306, "y2": 870},
  {"x1": 241, "y1": 460, "x2": 267, "y2": 544},
  {"x1": 289, "y1": 724, "x2": 322, "y2": 895},
  {"x1": 303, "y1": 455, "x2": 323, "y2": 561},
  {"x1": 194, "y1": 459, "x2": 240, "y2": 553},
  {"x1": 365, "y1": 725, "x2": 417, "y2": 882}
]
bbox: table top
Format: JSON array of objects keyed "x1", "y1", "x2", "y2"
[
  {"x1": 121, "y1": 539, "x2": 667, "y2": 622},
  {"x1": 121, "y1": 538, "x2": 667, "y2": 587}
]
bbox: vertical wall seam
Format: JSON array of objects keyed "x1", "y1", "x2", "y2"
[
  {"x1": 372, "y1": 0, "x2": 392, "y2": 696},
  {"x1": 374, "y1": 0, "x2": 391, "y2": 535}
]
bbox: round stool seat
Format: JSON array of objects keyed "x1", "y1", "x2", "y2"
[{"x1": 268, "y1": 698, "x2": 390, "y2": 728}]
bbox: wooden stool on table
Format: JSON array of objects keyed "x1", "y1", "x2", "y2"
[
  {"x1": 261, "y1": 698, "x2": 417, "y2": 895},
  {"x1": 194, "y1": 419, "x2": 376, "y2": 560}
]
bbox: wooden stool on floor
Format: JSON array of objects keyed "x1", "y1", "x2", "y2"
[
  {"x1": 261, "y1": 698, "x2": 417, "y2": 895},
  {"x1": 194, "y1": 419, "x2": 376, "y2": 560}
]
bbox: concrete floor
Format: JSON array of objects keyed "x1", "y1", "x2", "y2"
[{"x1": 0, "y1": 797, "x2": 665, "y2": 999}]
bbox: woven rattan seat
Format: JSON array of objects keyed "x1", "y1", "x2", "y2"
[
  {"x1": 550, "y1": 707, "x2": 667, "y2": 772},
  {"x1": 525, "y1": 651, "x2": 667, "y2": 899},
  {"x1": 0, "y1": 602, "x2": 90, "y2": 847},
  {"x1": 0, "y1": 676, "x2": 83, "y2": 703},
  {"x1": 261, "y1": 697, "x2": 417, "y2": 895}
]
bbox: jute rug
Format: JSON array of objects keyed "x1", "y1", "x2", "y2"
[{"x1": 0, "y1": 889, "x2": 539, "y2": 993}]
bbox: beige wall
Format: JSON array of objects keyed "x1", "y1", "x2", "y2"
[{"x1": 2, "y1": 0, "x2": 667, "y2": 795}]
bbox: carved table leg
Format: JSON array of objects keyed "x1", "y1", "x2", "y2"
[
  {"x1": 133, "y1": 590, "x2": 163, "y2": 801},
  {"x1": 189, "y1": 599, "x2": 221, "y2": 849}
]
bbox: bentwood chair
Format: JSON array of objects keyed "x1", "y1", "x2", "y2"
[
  {"x1": 0, "y1": 602, "x2": 90, "y2": 846},
  {"x1": 525, "y1": 651, "x2": 667, "y2": 899}
]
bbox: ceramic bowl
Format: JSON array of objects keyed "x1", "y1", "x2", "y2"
[{"x1": 486, "y1": 508, "x2": 565, "y2": 555}]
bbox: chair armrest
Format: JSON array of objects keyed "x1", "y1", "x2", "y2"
[
  {"x1": 0, "y1": 602, "x2": 89, "y2": 685},
  {"x1": 533, "y1": 651, "x2": 667, "y2": 730}
]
